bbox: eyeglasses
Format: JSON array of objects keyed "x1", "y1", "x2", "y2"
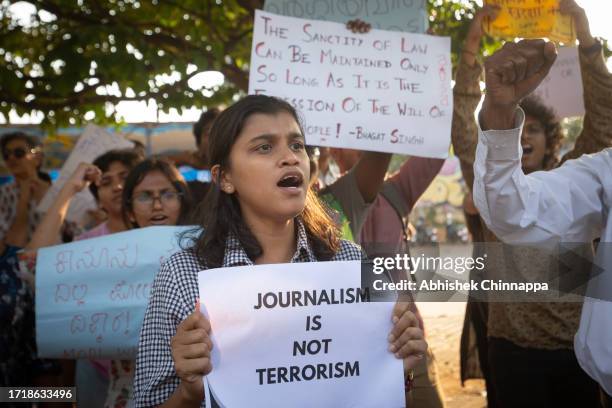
[
  {"x1": 2, "y1": 147, "x2": 39, "y2": 161},
  {"x1": 132, "y1": 190, "x2": 182, "y2": 207}
]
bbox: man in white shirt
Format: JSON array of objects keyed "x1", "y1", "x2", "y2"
[{"x1": 472, "y1": 39, "x2": 612, "y2": 403}]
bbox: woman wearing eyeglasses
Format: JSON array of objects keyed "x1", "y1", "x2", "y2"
[
  {"x1": 121, "y1": 158, "x2": 193, "y2": 230},
  {"x1": 0, "y1": 132, "x2": 50, "y2": 248},
  {"x1": 97, "y1": 158, "x2": 193, "y2": 408}
]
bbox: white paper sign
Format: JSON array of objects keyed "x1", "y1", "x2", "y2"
[
  {"x1": 198, "y1": 261, "x2": 405, "y2": 408},
  {"x1": 38, "y1": 124, "x2": 134, "y2": 225},
  {"x1": 533, "y1": 46, "x2": 585, "y2": 118},
  {"x1": 248, "y1": 10, "x2": 452, "y2": 159}
]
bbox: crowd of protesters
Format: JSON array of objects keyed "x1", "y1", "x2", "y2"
[{"x1": 1, "y1": 1, "x2": 612, "y2": 407}]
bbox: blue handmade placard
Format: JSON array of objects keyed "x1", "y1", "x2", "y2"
[{"x1": 36, "y1": 226, "x2": 195, "y2": 359}]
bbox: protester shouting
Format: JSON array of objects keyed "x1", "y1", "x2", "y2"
[
  {"x1": 472, "y1": 29, "x2": 612, "y2": 408},
  {"x1": 450, "y1": 1, "x2": 612, "y2": 406},
  {"x1": 133, "y1": 95, "x2": 428, "y2": 407}
]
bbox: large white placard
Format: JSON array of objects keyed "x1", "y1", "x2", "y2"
[
  {"x1": 248, "y1": 10, "x2": 452, "y2": 159},
  {"x1": 38, "y1": 124, "x2": 134, "y2": 226},
  {"x1": 198, "y1": 261, "x2": 405, "y2": 408},
  {"x1": 533, "y1": 46, "x2": 585, "y2": 118}
]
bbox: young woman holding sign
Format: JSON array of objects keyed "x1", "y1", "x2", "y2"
[{"x1": 133, "y1": 95, "x2": 427, "y2": 407}]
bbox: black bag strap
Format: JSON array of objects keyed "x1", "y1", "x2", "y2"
[
  {"x1": 380, "y1": 181, "x2": 410, "y2": 234},
  {"x1": 380, "y1": 181, "x2": 417, "y2": 282}
]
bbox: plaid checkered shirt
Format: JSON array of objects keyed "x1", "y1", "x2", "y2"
[{"x1": 133, "y1": 219, "x2": 362, "y2": 407}]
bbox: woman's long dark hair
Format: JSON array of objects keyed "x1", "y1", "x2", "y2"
[
  {"x1": 185, "y1": 95, "x2": 341, "y2": 267},
  {"x1": 121, "y1": 158, "x2": 193, "y2": 228}
]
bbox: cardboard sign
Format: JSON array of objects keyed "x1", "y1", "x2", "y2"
[
  {"x1": 249, "y1": 10, "x2": 452, "y2": 159},
  {"x1": 199, "y1": 261, "x2": 405, "y2": 408},
  {"x1": 484, "y1": 0, "x2": 575, "y2": 43},
  {"x1": 533, "y1": 46, "x2": 584, "y2": 118}
]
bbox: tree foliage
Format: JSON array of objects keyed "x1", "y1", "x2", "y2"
[
  {"x1": 0, "y1": 0, "x2": 261, "y2": 127},
  {"x1": 428, "y1": 0, "x2": 501, "y2": 65},
  {"x1": 0, "y1": 0, "x2": 607, "y2": 128}
]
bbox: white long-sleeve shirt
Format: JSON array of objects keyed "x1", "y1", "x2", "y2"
[{"x1": 473, "y1": 108, "x2": 612, "y2": 395}]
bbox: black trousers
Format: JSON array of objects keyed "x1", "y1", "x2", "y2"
[
  {"x1": 466, "y1": 300, "x2": 498, "y2": 408},
  {"x1": 488, "y1": 337, "x2": 601, "y2": 408},
  {"x1": 602, "y1": 388, "x2": 612, "y2": 408}
]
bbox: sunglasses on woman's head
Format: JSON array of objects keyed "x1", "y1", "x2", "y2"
[{"x1": 2, "y1": 146, "x2": 39, "y2": 161}]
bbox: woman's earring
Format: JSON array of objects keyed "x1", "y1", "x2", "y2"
[{"x1": 223, "y1": 184, "x2": 234, "y2": 194}]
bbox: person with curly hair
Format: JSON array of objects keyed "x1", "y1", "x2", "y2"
[
  {"x1": 453, "y1": 2, "x2": 612, "y2": 407},
  {"x1": 517, "y1": 96, "x2": 564, "y2": 172}
]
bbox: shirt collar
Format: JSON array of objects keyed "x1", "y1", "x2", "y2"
[
  {"x1": 221, "y1": 217, "x2": 316, "y2": 267},
  {"x1": 294, "y1": 217, "x2": 316, "y2": 263},
  {"x1": 222, "y1": 232, "x2": 253, "y2": 268}
]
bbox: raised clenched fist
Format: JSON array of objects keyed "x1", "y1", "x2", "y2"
[{"x1": 481, "y1": 39, "x2": 557, "y2": 130}]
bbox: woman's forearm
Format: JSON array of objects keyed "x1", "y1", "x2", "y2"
[
  {"x1": 26, "y1": 188, "x2": 74, "y2": 250},
  {"x1": 4, "y1": 193, "x2": 31, "y2": 247}
]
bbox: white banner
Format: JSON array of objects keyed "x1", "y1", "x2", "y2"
[
  {"x1": 198, "y1": 260, "x2": 405, "y2": 408},
  {"x1": 248, "y1": 10, "x2": 452, "y2": 159},
  {"x1": 38, "y1": 124, "x2": 134, "y2": 226},
  {"x1": 533, "y1": 46, "x2": 585, "y2": 118}
]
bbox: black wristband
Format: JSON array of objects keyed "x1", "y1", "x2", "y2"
[{"x1": 579, "y1": 38, "x2": 602, "y2": 56}]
